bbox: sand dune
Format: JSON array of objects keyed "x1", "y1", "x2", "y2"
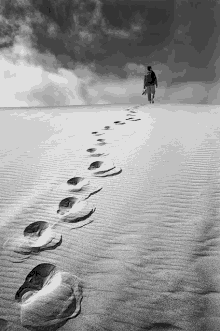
[{"x1": 1, "y1": 103, "x2": 220, "y2": 330}]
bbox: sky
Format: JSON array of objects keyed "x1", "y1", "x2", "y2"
[{"x1": 0, "y1": 0, "x2": 220, "y2": 107}]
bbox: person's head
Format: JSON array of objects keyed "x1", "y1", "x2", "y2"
[{"x1": 147, "y1": 66, "x2": 152, "y2": 71}]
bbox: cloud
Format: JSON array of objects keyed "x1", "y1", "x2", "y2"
[
  {"x1": 0, "y1": 37, "x2": 85, "y2": 107},
  {"x1": 163, "y1": 83, "x2": 208, "y2": 104}
]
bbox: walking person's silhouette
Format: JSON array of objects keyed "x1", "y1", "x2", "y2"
[{"x1": 142, "y1": 66, "x2": 158, "y2": 103}]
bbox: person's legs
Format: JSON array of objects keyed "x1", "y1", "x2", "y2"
[
  {"x1": 146, "y1": 86, "x2": 151, "y2": 103},
  {"x1": 151, "y1": 85, "x2": 155, "y2": 103}
]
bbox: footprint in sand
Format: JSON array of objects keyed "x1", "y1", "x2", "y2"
[
  {"x1": 61, "y1": 177, "x2": 90, "y2": 192},
  {"x1": 59, "y1": 176, "x2": 102, "y2": 201},
  {"x1": 88, "y1": 160, "x2": 122, "y2": 177},
  {"x1": 15, "y1": 263, "x2": 82, "y2": 329},
  {"x1": 91, "y1": 131, "x2": 104, "y2": 136},
  {"x1": 114, "y1": 121, "x2": 125, "y2": 125},
  {"x1": 96, "y1": 138, "x2": 107, "y2": 146},
  {"x1": 103, "y1": 126, "x2": 111, "y2": 130},
  {"x1": 57, "y1": 197, "x2": 95, "y2": 227},
  {"x1": 86, "y1": 148, "x2": 108, "y2": 158},
  {"x1": 3, "y1": 221, "x2": 62, "y2": 262},
  {"x1": 87, "y1": 148, "x2": 96, "y2": 153},
  {"x1": 88, "y1": 160, "x2": 114, "y2": 173}
]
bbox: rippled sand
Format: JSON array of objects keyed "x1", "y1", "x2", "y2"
[{"x1": 1, "y1": 103, "x2": 220, "y2": 330}]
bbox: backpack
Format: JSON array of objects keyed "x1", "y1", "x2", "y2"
[{"x1": 146, "y1": 71, "x2": 153, "y2": 84}]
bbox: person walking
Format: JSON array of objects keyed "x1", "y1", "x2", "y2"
[{"x1": 142, "y1": 66, "x2": 158, "y2": 103}]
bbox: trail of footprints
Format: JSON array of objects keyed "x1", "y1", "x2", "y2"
[{"x1": 2, "y1": 105, "x2": 142, "y2": 329}]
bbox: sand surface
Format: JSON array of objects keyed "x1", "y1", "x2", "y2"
[{"x1": 1, "y1": 103, "x2": 220, "y2": 330}]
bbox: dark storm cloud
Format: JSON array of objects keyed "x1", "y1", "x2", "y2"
[
  {"x1": 170, "y1": 0, "x2": 219, "y2": 84},
  {"x1": 1, "y1": 1, "x2": 174, "y2": 69}
]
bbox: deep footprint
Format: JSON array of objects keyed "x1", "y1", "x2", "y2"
[
  {"x1": 15, "y1": 264, "x2": 82, "y2": 329},
  {"x1": 57, "y1": 197, "x2": 95, "y2": 226},
  {"x1": 3, "y1": 221, "x2": 62, "y2": 262},
  {"x1": 114, "y1": 121, "x2": 125, "y2": 125},
  {"x1": 66, "y1": 177, "x2": 89, "y2": 192},
  {"x1": 96, "y1": 141, "x2": 107, "y2": 146},
  {"x1": 88, "y1": 161, "x2": 103, "y2": 170},
  {"x1": 58, "y1": 196, "x2": 79, "y2": 211},
  {"x1": 86, "y1": 147, "x2": 108, "y2": 157},
  {"x1": 63, "y1": 178, "x2": 103, "y2": 200},
  {"x1": 88, "y1": 160, "x2": 117, "y2": 175},
  {"x1": 91, "y1": 131, "x2": 103, "y2": 136},
  {"x1": 87, "y1": 148, "x2": 96, "y2": 153}
]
